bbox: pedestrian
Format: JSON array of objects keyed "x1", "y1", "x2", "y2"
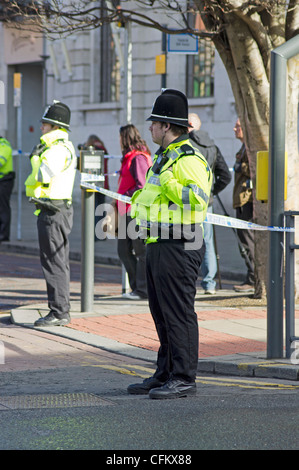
[
  {"x1": 128, "y1": 89, "x2": 212, "y2": 399},
  {"x1": 117, "y1": 124, "x2": 152, "y2": 300},
  {"x1": 188, "y1": 113, "x2": 231, "y2": 295},
  {"x1": 25, "y1": 100, "x2": 77, "y2": 326},
  {"x1": 0, "y1": 137, "x2": 15, "y2": 242},
  {"x1": 232, "y1": 118, "x2": 255, "y2": 293}
]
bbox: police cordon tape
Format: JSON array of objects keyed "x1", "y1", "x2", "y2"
[{"x1": 80, "y1": 179, "x2": 294, "y2": 233}]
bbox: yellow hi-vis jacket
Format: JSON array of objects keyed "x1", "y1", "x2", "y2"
[
  {"x1": 0, "y1": 138, "x2": 13, "y2": 178},
  {"x1": 25, "y1": 129, "x2": 76, "y2": 200},
  {"x1": 130, "y1": 136, "x2": 212, "y2": 243}
]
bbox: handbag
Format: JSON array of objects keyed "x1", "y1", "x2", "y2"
[{"x1": 101, "y1": 200, "x2": 118, "y2": 237}]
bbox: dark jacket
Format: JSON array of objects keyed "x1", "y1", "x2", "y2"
[
  {"x1": 232, "y1": 143, "x2": 253, "y2": 209},
  {"x1": 189, "y1": 130, "x2": 231, "y2": 204}
]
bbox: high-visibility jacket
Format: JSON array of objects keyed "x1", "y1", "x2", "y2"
[
  {"x1": 25, "y1": 129, "x2": 76, "y2": 200},
  {"x1": 0, "y1": 138, "x2": 13, "y2": 179},
  {"x1": 130, "y1": 135, "x2": 212, "y2": 243}
]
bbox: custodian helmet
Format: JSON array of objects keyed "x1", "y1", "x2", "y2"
[
  {"x1": 146, "y1": 89, "x2": 189, "y2": 128},
  {"x1": 41, "y1": 100, "x2": 71, "y2": 130}
]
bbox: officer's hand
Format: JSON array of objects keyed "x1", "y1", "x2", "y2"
[{"x1": 29, "y1": 143, "x2": 47, "y2": 159}]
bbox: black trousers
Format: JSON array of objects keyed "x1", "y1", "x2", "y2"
[
  {"x1": 146, "y1": 241, "x2": 205, "y2": 383},
  {"x1": 236, "y1": 202, "x2": 255, "y2": 285},
  {"x1": 0, "y1": 177, "x2": 14, "y2": 241},
  {"x1": 37, "y1": 204, "x2": 73, "y2": 317},
  {"x1": 117, "y1": 213, "x2": 147, "y2": 297}
]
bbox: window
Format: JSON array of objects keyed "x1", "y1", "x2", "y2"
[
  {"x1": 186, "y1": 11, "x2": 215, "y2": 98},
  {"x1": 99, "y1": 1, "x2": 120, "y2": 102}
]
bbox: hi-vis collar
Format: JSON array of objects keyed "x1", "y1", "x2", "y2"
[{"x1": 152, "y1": 142, "x2": 211, "y2": 175}]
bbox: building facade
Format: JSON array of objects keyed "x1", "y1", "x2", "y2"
[{"x1": 0, "y1": 4, "x2": 241, "y2": 210}]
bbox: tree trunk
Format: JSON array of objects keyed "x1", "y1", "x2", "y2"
[{"x1": 197, "y1": 0, "x2": 299, "y2": 299}]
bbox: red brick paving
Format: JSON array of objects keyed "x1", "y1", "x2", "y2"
[
  {"x1": 67, "y1": 310, "x2": 268, "y2": 358},
  {"x1": 2, "y1": 252, "x2": 298, "y2": 359}
]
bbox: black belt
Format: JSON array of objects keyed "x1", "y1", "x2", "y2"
[{"x1": 29, "y1": 197, "x2": 72, "y2": 212}]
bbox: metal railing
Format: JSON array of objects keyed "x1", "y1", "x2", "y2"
[{"x1": 284, "y1": 211, "x2": 299, "y2": 358}]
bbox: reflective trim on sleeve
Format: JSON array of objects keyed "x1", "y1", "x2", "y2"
[
  {"x1": 148, "y1": 176, "x2": 161, "y2": 186},
  {"x1": 182, "y1": 186, "x2": 190, "y2": 204},
  {"x1": 38, "y1": 162, "x2": 55, "y2": 183},
  {"x1": 188, "y1": 184, "x2": 209, "y2": 203}
]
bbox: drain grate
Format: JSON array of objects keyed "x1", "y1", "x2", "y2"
[{"x1": 0, "y1": 393, "x2": 115, "y2": 410}]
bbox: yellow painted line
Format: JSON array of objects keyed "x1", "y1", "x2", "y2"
[
  {"x1": 196, "y1": 375, "x2": 299, "y2": 389},
  {"x1": 83, "y1": 363, "x2": 299, "y2": 391},
  {"x1": 86, "y1": 364, "x2": 149, "y2": 377},
  {"x1": 239, "y1": 361, "x2": 294, "y2": 368},
  {"x1": 195, "y1": 378, "x2": 299, "y2": 390}
]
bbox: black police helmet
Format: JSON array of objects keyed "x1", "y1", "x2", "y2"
[
  {"x1": 146, "y1": 89, "x2": 189, "y2": 127},
  {"x1": 41, "y1": 100, "x2": 71, "y2": 129}
]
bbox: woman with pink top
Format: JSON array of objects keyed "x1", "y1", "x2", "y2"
[{"x1": 117, "y1": 124, "x2": 152, "y2": 300}]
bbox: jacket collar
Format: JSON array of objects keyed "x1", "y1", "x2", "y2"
[{"x1": 41, "y1": 128, "x2": 68, "y2": 146}]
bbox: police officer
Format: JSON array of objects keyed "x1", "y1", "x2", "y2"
[
  {"x1": 127, "y1": 89, "x2": 212, "y2": 399},
  {"x1": 25, "y1": 101, "x2": 77, "y2": 327},
  {"x1": 0, "y1": 137, "x2": 15, "y2": 242}
]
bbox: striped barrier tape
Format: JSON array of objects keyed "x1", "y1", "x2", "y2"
[{"x1": 81, "y1": 180, "x2": 294, "y2": 233}]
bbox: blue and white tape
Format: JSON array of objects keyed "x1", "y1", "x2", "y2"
[{"x1": 81, "y1": 180, "x2": 294, "y2": 233}]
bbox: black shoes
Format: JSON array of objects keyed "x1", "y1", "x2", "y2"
[
  {"x1": 149, "y1": 379, "x2": 196, "y2": 399},
  {"x1": 34, "y1": 311, "x2": 70, "y2": 327},
  {"x1": 127, "y1": 376, "x2": 167, "y2": 395},
  {"x1": 127, "y1": 376, "x2": 196, "y2": 399}
]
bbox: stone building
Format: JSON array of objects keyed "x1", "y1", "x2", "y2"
[{"x1": 0, "y1": 5, "x2": 240, "y2": 210}]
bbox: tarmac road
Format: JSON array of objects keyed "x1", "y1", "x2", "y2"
[
  {"x1": 0, "y1": 314, "x2": 299, "y2": 451},
  {"x1": 0, "y1": 251, "x2": 298, "y2": 451}
]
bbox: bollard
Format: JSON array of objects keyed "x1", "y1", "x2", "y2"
[
  {"x1": 81, "y1": 188, "x2": 95, "y2": 312},
  {"x1": 79, "y1": 148, "x2": 104, "y2": 312}
]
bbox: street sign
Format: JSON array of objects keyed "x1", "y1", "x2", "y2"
[
  {"x1": 155, "y1": 54, "x2": 166, "y2": 74},
  {"x1": 167, "y1": 33, "x2": 198, "y2": 54},
  {"x1": 13, "y1": 73, "x2": 22, "y2": 107}
]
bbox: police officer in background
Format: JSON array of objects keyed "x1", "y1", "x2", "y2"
[
  {"x1": 25, "y1": 101, "x2": 77, "y2": 327},
  {"x1": 0, "y1": 137, "x2": 15, "y2": 242},
  {"x1": 128, "y1": 89, "x2": 212, "y2": 399}
]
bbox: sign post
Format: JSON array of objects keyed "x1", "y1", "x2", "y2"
[
  {"x1": 14, "y1": 73, "x2": 22, "y2": 240},
  {"x1": 79, "y1": 149, "x2": 104, "y2": 312}
]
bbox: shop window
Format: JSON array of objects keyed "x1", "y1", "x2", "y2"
[{"x1": 186, "y1": 10, "x2": 215, "y2": 98}]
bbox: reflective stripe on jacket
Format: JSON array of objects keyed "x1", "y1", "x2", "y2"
[{"x1": 25, "y1": 129, "x2": 76, "y2": 200}]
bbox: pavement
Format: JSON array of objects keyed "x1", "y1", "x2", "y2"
[{"x1": 3, "y1": 193, "x2": 299, "y2": 381}]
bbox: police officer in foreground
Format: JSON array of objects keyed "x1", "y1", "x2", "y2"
[
  {"x1": 128, "y1": 89, "x2": 212, "y2": 399},
  {"x1": 25, "y1": 101, "x2": 77, "y2": 327},
  {"x1": 0, "y1": 136, "x2": 15, "y2": 242}
]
